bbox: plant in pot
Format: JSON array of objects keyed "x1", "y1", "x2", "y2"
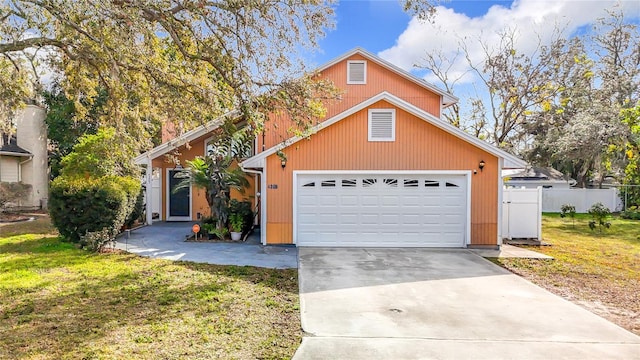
[{"x1": 229, "y1": 212, "x2": 244, "y2": 241}]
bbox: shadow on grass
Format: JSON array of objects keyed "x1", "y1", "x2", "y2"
[{"x1": 0, "y1": 235, "x2": 300, "y2": 359}]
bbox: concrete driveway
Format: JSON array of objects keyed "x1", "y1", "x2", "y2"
[{"x1": 294, "y1": 248, "x2": 640, "y2": 359}]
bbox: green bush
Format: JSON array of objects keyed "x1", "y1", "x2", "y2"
[
  {"x1": 620, "y1": 206, "x2": 640, "y2": 220},
  {"x1": 125, "y1": 188, "x2": 145, "y2": 228},
  {"x1": 587, "y1": 202, "x2": 611, "y2": 232},
  {"x1": 560, "y1": 204, "x2": 576, "y2": 225},
  {"x1": 49, "y1": 176, "x2": 140, "y2": 250},
  {"x1": 229, "y1": 199, "x2": 254, "y2": 235}
]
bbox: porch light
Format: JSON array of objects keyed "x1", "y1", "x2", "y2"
[
  {"x1": 479, "y1": 160, "x2": 486, "y2": 172},
  {"x1": 281, "y1": 158, "x2": 287, "y2": 169}
]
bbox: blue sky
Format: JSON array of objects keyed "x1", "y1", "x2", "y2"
[
  {"x1": 307, "y1": 0, "x2": 640, "y2": 122},
  {"x1": 310, "y1": 0, "x2": 511, "y2": 65}
]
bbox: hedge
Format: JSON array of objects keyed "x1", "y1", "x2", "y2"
[{"x1": 49, "y1": 175, "x2": 140, "y2": 250}]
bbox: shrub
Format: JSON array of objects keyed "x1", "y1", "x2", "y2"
[
  {"x1": 587, "y1": 202, "x2": 611, "y2": 232},
  {"x1": 620, "y1": 206, "x2": 640, "y2": 220},
  {"x1": 125, "y1": 188, "x2": 145, "y2": 228},
  {"x1": 0, "y1": 182, "x2": 32, "y2": 209},
  {"x1": 229, "y1": 199, "x2": 254, "y2": 235},
  {"x1": 49, "y1": 175, "x2": 140, "y2": 250},
  {"x1": 560, "y1": 204, "x2": 576, "y2": 225}
]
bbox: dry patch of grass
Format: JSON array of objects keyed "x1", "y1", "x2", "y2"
[
  {"x1": 494, "y1": 213, "x2": 640, "y2": 335},
  {"x1": 0, "y1": 219, "x2": 301, "y2": 359}
]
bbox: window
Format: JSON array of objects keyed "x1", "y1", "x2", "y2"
[
  {"x1": 445, "y1": 182, "x2": 459, "y2": 188},
  {"x1": 347, "y1": 60, "x2": 366, "y2": 84},
  {"x1": 342, "y1": 179, "x2": 357, "y2": 187},
  {"x1": 302, "y1": 182, "x2": 315, "y2": 187},
  {"x1": 321, "y1": 180, "x2": 336, "y2": 187},
  {"x1": 368, "y1": 109, "x2": 396, "y2": 142},
  {"x1": 362, "y1": 178, "x2": 377, "y2": 187},
  {"x1": 383, "y1": 178, "x2": 398, "y2": 187},
  {"x1": 424, "y1": 180, "x2": 440, "y2": 187},
  {"x1": 403, "y1": 179, "x2": 419, "y2": 187}
]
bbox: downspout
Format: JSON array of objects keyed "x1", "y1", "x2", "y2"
[
  {"x1": 18, "y1": 156, "x2": 33, "y2": 182},
  {"x1": 145, "y1": 155, "x2": 154, "y2": 226}
]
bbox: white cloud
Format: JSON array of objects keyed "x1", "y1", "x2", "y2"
[{"x1": 379, "y1": 0, "x2": 640, "y2": 87}]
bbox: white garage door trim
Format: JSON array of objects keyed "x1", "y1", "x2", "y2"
[{"x1": 293, "y1": 170, "x2": 471, "y2": 247}]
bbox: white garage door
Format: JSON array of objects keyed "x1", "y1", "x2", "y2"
[{"x1": 295, "y1": 173, "x2": 468, "y2": 247}]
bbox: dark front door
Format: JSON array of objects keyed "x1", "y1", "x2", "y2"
[{"x1": 168, "y1": 170, "x2": 190, "y2": 219}]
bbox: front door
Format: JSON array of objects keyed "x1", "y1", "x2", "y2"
[{"x1": 167, "y1": 169, "x2": 191, "y2": 221}]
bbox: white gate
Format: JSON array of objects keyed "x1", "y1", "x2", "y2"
[{"x1": 502, "y1": 187, "x2": 542, "y2": 240}]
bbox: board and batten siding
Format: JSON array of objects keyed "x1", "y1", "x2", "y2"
[
  {"x1": 265, "y1": 100, "x2": 499, "y2": 246},
  {"x1": 259, "y1": 53, "x2": 442, "y2": 152}
]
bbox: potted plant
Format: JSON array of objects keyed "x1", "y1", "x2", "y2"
[{"x1": 229, "y1": 213, "x2": 244, "y2": 241}]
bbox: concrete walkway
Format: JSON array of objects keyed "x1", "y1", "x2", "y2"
[
  {"x1": 114, "y1": 222, "x2": 298, "y2": 269},
  {"x1": 470, "y1": 243, "x2": 553, "y2": 259},
  {"x1": 294, "y1": 248, "x2": 640, "y2": 359}
]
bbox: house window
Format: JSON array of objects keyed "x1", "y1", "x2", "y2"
[
  {"x1": 347, "y1": 60, "x2": 366, "y2": 84},
  {"x1": 368, "y1": 109, "x2": 396, "y2": 142}
]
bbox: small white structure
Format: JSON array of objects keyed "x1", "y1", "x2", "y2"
[
  {"x1": 505, "y1": 166, "x2": 574, "y2": 189},
  {"x1": 0, "y1": 104, "x2": 48, "y2": 209},
  {"x1": 502, "y1": 187, "x2": 542, "y2": 240}
]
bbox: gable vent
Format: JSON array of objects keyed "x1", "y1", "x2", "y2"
[
  {"x1": 347, "y1": 60, "x2": 366, "y2": 84},
  {"x1": 368, "y1": 109, "x2": 395, "y2": 142}
]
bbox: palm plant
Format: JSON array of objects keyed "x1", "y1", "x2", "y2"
[{"x1": 174, "y1": 122, "x2": 251, "y2": 233}]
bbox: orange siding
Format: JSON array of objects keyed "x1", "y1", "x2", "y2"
[
  {"x1": 153, "y1": 134, "x2": 256, "y2": 221},
  {"x1": 259, "y1": 54, "x2": 442, "y2": 151},
  {"x1": 265, "y1": 100, "x2": 498, "y2": 246}
]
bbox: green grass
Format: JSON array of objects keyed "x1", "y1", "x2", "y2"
[
  {"x1": 494, "y1": 213, "x2": 640, "y2": 335},
  {"x1": 0, "y1": 217, "x2": 301, "y2": 359}
]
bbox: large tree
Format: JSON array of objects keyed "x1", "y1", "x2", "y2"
[
  {"x1": 0, "y1": 0, "x2": 339, "y2": 148},
  {"x1": 1, "y1": 0, "x2": 440, "y2": 149}
]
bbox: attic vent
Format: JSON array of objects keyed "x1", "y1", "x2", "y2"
[
  {"x1": 368, "y1": 109, "x2": 395, "y2": 142},
  {"x1": 347, "y1": 60, "x2": 366, "y2": 84}
]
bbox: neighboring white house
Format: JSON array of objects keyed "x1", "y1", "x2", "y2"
[
  {"x1": 0, "y1": 104, "x2": 48, "y2": 209},
  {"x1": 504, "y1": 166, "x2": 575, "y2": 189}
]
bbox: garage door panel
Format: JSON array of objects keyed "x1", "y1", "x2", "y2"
[{"x1": 296, "y1": 173, "x2": 467, "y2": 247}]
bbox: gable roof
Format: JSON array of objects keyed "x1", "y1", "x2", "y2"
[
  {"x1": 133, "y1": 110, "x2": 237, "y2": 165},
  {"x1": 0, "y1": 134, "x2": 32, "y2": 157},
  {"x1": 241, "y1": 91, "x2": 526, "y2": 169},
  {"x1": 508, "y1": 166, "x2": 571, "y2": 182},
  {"x1": 317, "y1": 47, "x2": 458, "y2": 108}
]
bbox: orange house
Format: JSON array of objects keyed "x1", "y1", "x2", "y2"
[{"x1": 135, "y1": 48, "x2": 525, "y2": 248}]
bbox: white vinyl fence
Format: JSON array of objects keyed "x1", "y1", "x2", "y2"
[
  {"x1": 541, "y1": 188, "x2": 621, "y2": 213},
  {"x1": 502, "y1": 187, "x2": 542, "y2": 240}
]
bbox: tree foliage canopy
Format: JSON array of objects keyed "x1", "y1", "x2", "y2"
[{"x1": 1, "y1": 0, "x2": 341, "y2": 148}]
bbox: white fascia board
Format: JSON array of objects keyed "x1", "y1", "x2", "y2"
[
  {"x1": 243, "y1": 92, "x2": 526, "y2": 169},
  {"x1": 316, "y1": 47, "x2": 458, "y2": 106},
  {"x1": 134, "y1": 110, "x2": 237, "y2": 165}
]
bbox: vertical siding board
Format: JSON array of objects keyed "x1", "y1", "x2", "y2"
[
  {"x1": 262, "y1": 54, "x2": 442, "y2": 150},
  {"x1": 266, "y1": 103, "x2": 499, "y2": 245}
]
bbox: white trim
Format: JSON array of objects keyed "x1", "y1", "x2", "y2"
[
  {"x1": 292, "y1": 170, "x2": 471, "y2": 247},
  {"x1": 241, "y1": 92, "x2": 526, "y2": 169},
  {"x1": 497, "y1": 157, "x2": 504, "y2": 246},
  {"x1": 165, "y1": 168, "x2": 192, "y2": 221},
  {"x1": 317, "y1": 48, "x2": 457, "y2": 106},
  {"x1": 465, "y1": 172, "x2": 472, "y2": 246},
  {"x1": 145, "y1": 156, "x2": 153, "y2": 225},
  {"x1": 134, "y1": 110, "x2": 237, "y2": 164},
  {"x1": 347, "y1": 60, "x2": 367, "y2": 84},
  {"x1": 261, "y1": 164, "x2": 267, "y2": 245},
  {"x1": 368, "y1": 109, "x2": 396, "y2": 142}
]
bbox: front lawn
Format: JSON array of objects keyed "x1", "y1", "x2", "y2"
[
  {"x1": 494, "y1": 213, "x2": 640, "y2": 335},
  {"x1": 0, "y1": 216, "x2": 301, "y2": 359}
]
